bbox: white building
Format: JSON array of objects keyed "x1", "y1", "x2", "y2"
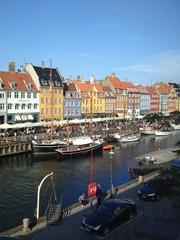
[
  {"x1": 0, "y1": 78, "x2": 6, "y2": 123},
  {"x1": 0, "y1": 70, "x2": 39, "y2": 124}
]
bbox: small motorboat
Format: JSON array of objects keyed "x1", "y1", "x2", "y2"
[{"x1": 103, "y1": 144, "x2": 114, "y2": 150}]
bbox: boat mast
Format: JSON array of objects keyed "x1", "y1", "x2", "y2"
[
  {"x1": 50, "y1": 57, "x2": 53, "y2": 141},
  {"x1": 90, "y1": 90, "x2": 93, "y2": 183}
]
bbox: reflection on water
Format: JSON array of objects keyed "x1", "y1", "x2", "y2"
[{"x1": 0, "y1": 132, "x2": 180, "y2": 232}]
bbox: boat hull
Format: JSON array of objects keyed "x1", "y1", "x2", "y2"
[
  {"x1": 171, "y1": 124, "x2": 180, "y2": 130},
  {"x1": 56, "y1": 142, "x2": 104, "y2": 159},
  {"x1": 155, "y1": 131, "x2": 172, "y2": 136},
  {"x1": 118, "y1": 134, "x2": 141, "y2": 143},
  {"x1": 32, "y1": 140, "x2": 68, "y2": 153}
]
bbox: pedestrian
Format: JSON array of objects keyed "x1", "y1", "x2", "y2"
[
  {"x1": 78, "y1": 193, "x2": 88, "y2": 207},
  {"x1": 96, "y1": 184, "x2": 102, "y2": 207}
]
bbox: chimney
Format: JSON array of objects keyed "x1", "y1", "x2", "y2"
[
  {"x1": 41, "y1": 60, "x2": 45, "y2": 68},
  {"x1": 90, "y1": 75, "x2": 95, "y2": 84},
  {"x1": 8, "y1": 62, "x2": 16, "y2": 73},
  {"x1": 111, "y1": 73, "x2": 115, "y2": 78}
]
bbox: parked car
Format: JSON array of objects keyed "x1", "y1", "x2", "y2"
[
  {"x1": 138, "y1": 172, "x2": 175, "y2": 201},
  {"x1": 81, "y1": 198, "x2": 136, "y2": 235}
]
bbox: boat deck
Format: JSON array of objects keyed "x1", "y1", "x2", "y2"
[{"x1": 128, "y1": 147, "x2": 180, "y2": 176}]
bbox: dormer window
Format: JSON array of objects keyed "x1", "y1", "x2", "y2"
[
  {"x1": 24, "y1": 80, "x2": 33, "y2": 90},
  {"x1": 0, "y1": 78, "x2": 3, "y2": 89},
  {"x1": 9, "y1": 82, "x2": 17, "y2": 90}
]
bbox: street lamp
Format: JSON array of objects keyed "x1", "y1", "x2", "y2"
[{"x1": 109, "y1": 149, "x2": 114, "y2": 197}]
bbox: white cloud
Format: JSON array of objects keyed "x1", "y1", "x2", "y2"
[{"x1": 116, "y1": 50, "x2": 180, "y2": 78}]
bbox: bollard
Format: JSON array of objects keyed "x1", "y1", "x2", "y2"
[
  {"x1": 138, "y1": 175, "x2": 143, "y2": 183},
  {"x1": 23, "y1": 218, "x2": 30, "y2": 232}
]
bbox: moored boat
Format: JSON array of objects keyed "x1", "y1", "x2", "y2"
[
  {"x1": 103, "y1": 144, "x2": 114, "y2": 150},
  {"x1": 140, "y1": 127, "x2": 156, "y2": 135},
  {"x1": 31, "y1": 139, "x2": 68, "y2": 153},
  {"x1": 155, "y1": 130, "x2": 173, "y2": 136},
  {"x1": 128, "y1": 147, "x2": 179, "y2": 177},
  {"x1": 118, "y1": 133, "x2": 141, "y2": 143},
  {"x1": 55, "y1": 136, "x2": 104, "y2": 159},
  {"x1": 171, "y1": 123, "x2": 180, "y2": 130}
]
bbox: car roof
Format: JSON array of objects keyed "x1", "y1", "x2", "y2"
[{"x1": 103, "y1": 199, "x2": 130, "y2": 207}]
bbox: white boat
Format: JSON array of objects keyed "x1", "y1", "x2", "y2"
[
  {"x1": 171, "y1": 123, "x2": 180, "y2": 130},
  {"x1": 140, "y1": 127, "x2": 156, "y2": 135},
  {"x1": 155, "y1": 130, "x2": 173, "y2": 136},
  {"x1": 56, "y1": 136, "x2": 104, "y2": 158},
  {"x1": 118, "y1": 133, "x2": 141, "y2": 143},
  {"x1": 114, "y1": 133, "x2": 121, "y2": 140}
]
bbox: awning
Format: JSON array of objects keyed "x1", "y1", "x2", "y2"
[
  {"x1": 15, "y1": 115, "x2": 21, "y2": 121},
  {"x1": 27, "y1": 114, "x2": 34, "y2": 120},
  {"x1": 21, "y1": 115, "x2": 27, "y2": 121}
]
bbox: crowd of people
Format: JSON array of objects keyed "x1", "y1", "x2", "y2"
[{"x1": 0, "y1": 119, "x2": 142, "y2": 142}]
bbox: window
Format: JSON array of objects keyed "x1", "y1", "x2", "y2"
[
  {"x1": 41, "y1": 98, "x2": 44, "y2": 104},
  {"x1": 8, "y1": 103, "x2": 12, "y2": 109},
  {"x1": 7, "y1": 92, "x2": 11, "y2": 98},
  {"x1": 27, "y1": 92, "x2": 31, "y2": 98},
  {"x1": 34, "y1": 104, "x2": 38, "y2": 109},
  {"x1": 0, "y1": 93, "x2": 4, "y2": 98},
  {"x1": 14, "y1": 92, "x2": 18, "y2": 98},
  {"x1": 33, "y1": 92, "x2": 37, "y2": 98},
  {"x1": 21, "y1": 92, "x2": 25, "y2": 98},
  {"x1": 0, "y1": 103, "x2": 4, "y2": 110},
  {"x1": 28, "y1": 104, "x2": 31, "y2": 109},
  {"x1": 15, "y1": 104, "x2": 19, "y2": 109},
  {"x1": 22, "y1": 104, "x2": 26, "y2": 109}
]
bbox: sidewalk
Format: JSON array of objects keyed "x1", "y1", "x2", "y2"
[{"x1": 8, "y1": 172, "x2": 180, "y2": 240}]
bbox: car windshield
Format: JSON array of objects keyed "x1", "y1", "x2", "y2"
[{"x1": 96, "y1": 204, "x2": 113, "y2": 215}]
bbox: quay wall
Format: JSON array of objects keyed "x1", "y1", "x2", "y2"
[
  {"x1": 1, "y1": 170, "x2": 160, "y2": 237},
  {"x1": 0, "y1": 142, "x2": 32, "y2": 157}
]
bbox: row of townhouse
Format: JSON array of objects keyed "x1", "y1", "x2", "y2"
[{"x1": 0, "y1": 63, "x2": 179, "y2": 124}]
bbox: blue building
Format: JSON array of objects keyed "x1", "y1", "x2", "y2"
[
  {"x1": 138, "y1": 86, "x2": 150, "y2": 116},
  {"x1": 63, "y1": 82, "x2": 81, "y2": 119}
]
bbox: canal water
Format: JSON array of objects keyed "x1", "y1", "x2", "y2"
[{"x1": 0, "y1": 132, "x2": 180, "y2": 232}]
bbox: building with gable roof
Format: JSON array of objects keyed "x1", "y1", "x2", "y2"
[
  {"x1": 136, "y1": 86, "x2": 150, "y2": 116},
  {"x1": 152, "y1": 82, "x2": 177, "y2": 114},
  {"x1": 103, "y1": 74, "x2": 139, "y2": 119},
  {"x1": 102, "y1": 86, "x2": 116, "y2": 116},
  {"x1": 168, "y1": 82, "x2": 180, "y2": 111},
  {"x1": 26, "y1": 62, "x2": 64, "y2": 122},
  {"x1": 0, "y1": 69, "x2": 39, "y2": 124},
  {"x1": 63, "y1": 82, "x2": 81, "y2": 119},
  {"x1": 0, "y1": 77, "x2": 6, "y2": 124}
]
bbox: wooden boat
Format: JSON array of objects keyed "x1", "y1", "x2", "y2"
[
  {"x1": 155, "y1": 130, "x2": 173, "y2": 136},
  {"x1": 103, "y1": 144, "x2": 114, "y2": 150},
  {"x1": 118, "y1": 133, "x2": 141, "y2": 143},
  {"x1": 31, "y1": 139, "x2": 68, "y2": 153},
  {"x1": 55, "y1": 136, "x2": 104, "y2": 158}
]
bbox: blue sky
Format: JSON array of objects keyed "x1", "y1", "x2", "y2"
[{"x1": 0, "y1": 0, "x2": 180, "y2": 85}]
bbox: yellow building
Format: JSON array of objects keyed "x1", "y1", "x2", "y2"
[
  {"x1": 76, "y1": 82, "x2": 105, "y2": 117},
  {"x1": 26, "y1": 63, "x2": 64, "y2": 121}
]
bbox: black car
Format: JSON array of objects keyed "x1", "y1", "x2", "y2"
[
  {"x1": 81, "y1": 198, "x2": 136, "y2": 234},
  {"x1": 138, "y1": 172, "x2": 175, "y2": 201}
]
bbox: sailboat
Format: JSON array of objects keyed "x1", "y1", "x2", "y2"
[
  {"x1": 56, "y1": 91, "x2": 104, "y2": 159},
  {"x1": 31, "y1": 59, "x2": 67, "y2": 153}
]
